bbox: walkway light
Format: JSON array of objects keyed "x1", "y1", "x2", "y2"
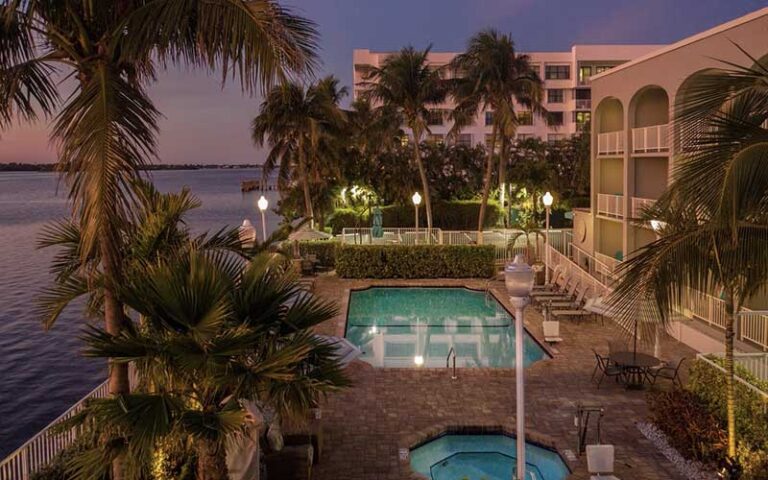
[
  {"x1": 412, "y1": 192, "x2": 421, "y2": 206},
  {"x1": 542, "y1": 191, "x2": 553, "y2": 208},
  {"x1": 542, "y1": 192, "x2": 554, "y2": 285},
  {"x1": 414, "y1": 355, "x2": 424, "y2": 366},
  {"x1": 504, "y1": 254, "x2": 535, "y2": 480},
  {"x1": 257, "y1": 195, "x2": 269, "y2": 242},
  {"x1": 412, "y1": 192, "x2": 422, "y2": 244}
]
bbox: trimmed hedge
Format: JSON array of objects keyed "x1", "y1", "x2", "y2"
[
  {"x1": 335, "y1": 244, "x2": 495, "y2": 279},
  {"x1": 295, "y1": 240, "x2": 338, "y2": 268}
]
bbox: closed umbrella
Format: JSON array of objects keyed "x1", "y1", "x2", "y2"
[{"x1": 371, "y1": 206, "x2": 383, "y2": 239}]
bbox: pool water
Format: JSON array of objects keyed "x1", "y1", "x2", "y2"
[
  {"x1": 345, "y1": 287, "x2": 548, "y2": 368},
  {"x1": 410, "y1": 434, "x2": 569, "y2": 480}
]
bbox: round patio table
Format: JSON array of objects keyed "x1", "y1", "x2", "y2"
[{"x1": 609, "y1": 352, "x2": 661, "y2": 389}]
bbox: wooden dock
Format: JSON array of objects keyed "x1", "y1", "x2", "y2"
[{"x1": 241, "y1": 179, "x2": 279, "y2": 192}]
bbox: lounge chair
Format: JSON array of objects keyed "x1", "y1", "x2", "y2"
[
  {"x1": 532, "y1": 278, "x2": 579, "y2": 303},
  {"x1": 586, "y1": 444, "x2": 619, "y2": 479},
  {"x1": 542, "y1": 320, "x2": 563, "y2": 344},
  {"x1": 584, "y1": 296, "x2": 611, "y2": 325},
  {"x1": 591, "y1": 350, "x2": 623, "y2": 388},
  {"x1": 297, "y1": 277, "x2": 316, "y2": 292},
  {"x1": 546, "y1": 286, "x2": 591, "y2": 309},
  {"x1": 315, "y1": 335, "x2": 362, "y2": 367},
  {"x1": 533, "y1": 265, "x2": 564, "y2": 291},
  {"x1": 551, "y1": 299, "x2": 596, "y2": 322},
  {"x1": 647, "y1": 357, "x2": 687, "y2": 388}
]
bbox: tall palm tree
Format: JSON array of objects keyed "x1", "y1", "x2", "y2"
[
  {"x1": 252, "y1": 76, "x2": 347, "y2": 229},
  {"x1": 0, "y1": 0, "x2": 318, "y2": 422},
  {"x1": 609, "y1": 49, "x2": 768, "y2": 463},
  {"x1": 67, "y1": 250, "x2": 349, "y2": 479},
  {"x1": 361, "y1": 46, "x2": 447, "y2": 233},
  {"x1": 449, "y1": 30, "x2": 545, "y2": 236}
]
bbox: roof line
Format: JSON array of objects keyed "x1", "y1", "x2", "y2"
[{"x1": 590, "y1": 7, "x2": 768, "y2": 82}]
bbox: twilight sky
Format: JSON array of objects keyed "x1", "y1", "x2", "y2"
[{"x1": 0, "y1": 0, "x2": 763, "y2": 165}]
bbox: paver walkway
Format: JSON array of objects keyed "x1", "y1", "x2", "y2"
[{"x1": 309, "y1": 276, "x2": 696, "y2": 480}]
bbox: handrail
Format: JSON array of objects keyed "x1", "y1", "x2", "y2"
[{"x1": 446, "y1": 347, "x2": 457, "y2": 380}]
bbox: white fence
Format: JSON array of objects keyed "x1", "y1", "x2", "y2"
[
  {"x1": 632, "y1": 124, "x2": 669, "y2": 153},
  {"x1": 547, "y1": 244, "x2": 612, "y2": 298},
  {"x1": 340, "y1": 227, "x2": 439, "y2": 245},
  {"x1": 696, "y1": 354, "x2": 768, "y2": 400},
  {"x1": 597, "y1": 131, "x2": 624, "y2": 156},
  {"x1": 597, "y1": 193, "x2": 624, "y2": 219}
]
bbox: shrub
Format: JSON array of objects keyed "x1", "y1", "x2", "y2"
[
  {"x1": 296, "y1": 240, "x2": 338, "y2": 268},
  {"x1": 335, "y1": 244, "x2": 495, "y2": 279}
]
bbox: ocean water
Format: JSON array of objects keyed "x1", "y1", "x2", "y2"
[{"x1": 0, "y1": 169, "x2": 282, "y2": 457}]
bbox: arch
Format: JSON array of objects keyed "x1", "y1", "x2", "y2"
[
  {"x1": 594, "y1": 97, "x2": 623, "y2": 133},
  {"x1": 629, "y1": 85, "x2": 669, "y2": 129}
]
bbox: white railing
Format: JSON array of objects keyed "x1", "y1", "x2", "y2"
[
  {"x1": 597, "y1": 131, "x2": 624, "y2": 156},
  {"x1": 696, "y1": 354, "x2": 768, "y2": 400},
  {"x1": 0, "y1": 367, "x2": 140, "y2": 480},
  {"x1": 547, "y1": 244, "x2": 612, "y2": 297},
  {"x1": 597, "y1": 193, "x2": 624, "y2": 219},
  {"x1": 741, "y1": 312, "x2": 768, "y2": 352},
  {"x1": 340, "y1": 227, "x2": 440, "y2": 245},
  {"x1": 732, "y1": 353, "x2": 768, "y2": 382},
  {"x1": 632, "y1": 124, "x2": 669, "y2": 153},
  {"x1": 575, "y1": 99, "x2": 591, "y2": 110},
  {"x1": 570, "y1": 244, "x2": 617, "y2": 286},
  {"x1": 631, "y1": 197, "x2": 656, "y2": 219}
]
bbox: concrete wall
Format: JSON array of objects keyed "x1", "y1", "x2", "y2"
[
  {"x1": 572, "y1": 208, "x2": 594, "y2": 253},
  {"x1": 634, "y1": 157, "x2": 669, "y2": 198},
  {"x1": 597, "y1": 219, "x2": 623, "y2": 258},
  {"x1": 632, "y1": 87, "x2": 669, "y2": 128},
  {"x1": 599, "y1": 158, "x2": 624, "y2": 194}
]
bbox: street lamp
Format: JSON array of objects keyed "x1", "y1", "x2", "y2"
[
  {"x1": 412, "y1": 192, "x2": 422, "y2": 245},
  {"x1": 504, "y1": 254, "x2": 535, "y2": 480},
  {"x1": 257, "y1": 195, "x2": 269, "y2": 242},
  {"x1": 542, "y1": 191, "x2": 554, "y2": 285}
]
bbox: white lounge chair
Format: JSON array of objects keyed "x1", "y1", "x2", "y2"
[
  {"x1": 532, "y1": 277, "x2": 578, "y2": 301},
  {"x1": 547, "y1": 286, "x2": 591, "y2": 309},
  {"x1": 542, "y1": 320, "x2": 563, "y2": 344},
  {"x1": 586, "y1": 444, "x2": 619, "y2": 480},
  {"x1": 533, "y1": 265, "x2": 564, "y2": 291},
  {"x1": 551, "y1": 296, "x2": 598, "y2": 321}
]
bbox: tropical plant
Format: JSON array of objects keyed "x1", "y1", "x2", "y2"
[
  {"x1": 449, "y1": 30, "x2": 545, "y2": 235},
  {"x1": 252, "y1": 76, "x2": 348, "y2": 229},
  {"x1": 361, "y1": 45, "x2": 447, "y2": 233},
  {"x1": 64, "y1": 250, "x2": 349, "y2": 480},
  {"x1": 609, "y1": 48, "x2": 768, "y2": 465}
]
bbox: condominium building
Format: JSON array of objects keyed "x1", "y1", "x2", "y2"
[{"x1": 352, "y1": 45, "x2": 662, "y2": 146}]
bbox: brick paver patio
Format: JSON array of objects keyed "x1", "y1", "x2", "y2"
[{"x1": 308, "y1": 276, "x2": 696, "y2": 480}]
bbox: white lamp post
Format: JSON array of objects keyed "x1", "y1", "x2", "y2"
[
  {"x1": 257, "y1": 195, "x2": 269, "y2": 242},
  {"x1": 504, "y1": 254, "x2": 535, "y2": 480},
  {"x1": 412, "y1": 192, "x2": 422, "y2": 245},
  {"x1": 542, "y1": 191, "x2": 554, "y2": 285},
  {"x1": 238, "y1": 219, "x2": 257, "y2": 247}
]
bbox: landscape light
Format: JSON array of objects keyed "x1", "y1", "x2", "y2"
[
  {"x1": 542, "y1": 191, "x2": 554, "y2": 207},
  {"x1": 412, "y1": 192, "x2": 422, "y2": 206},
  {"x1": 414, "y1": 355, "x2": 424, "y2": 366},
  {"x1": 257, "y1": 195, "x2": 268, "y2": 211}
]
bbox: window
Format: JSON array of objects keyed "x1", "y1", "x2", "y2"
[
  {"x1": 578, "y1": 66, "x2": 592, "y2": 84},
  {"x1": 548, "y1": 134, "x2": 566, "y2": 143},
  {"x1": 575, "y1": 89, "x2": 591, "y2": 100},
  {"x1": 456, "y1": 134, "x2": 472, "y2": 147},
  {"x1": 548, "y1": 111, "x2": 564, "y2": 126},
  {"x1": 427, "y1": 109, "x2": 444, "y2": 126},
  {"x1": 517, "y1": 111, "x2": 533, "y2": 126},
  {"x1": 547, "y1": 89, "x2": 564, "y2": 103},
  {"x1": 516, "y1": 134, "x2": 534, "y2": 141},
  {"x1": 574, "y1": 111, "x2": 591, "y2": 131},
  {"x1": 427, "y1": 134, "x2": 444, "y2": 144},
  {"x1": 595, "y1": 65, "x2": 611, "y2": 75},
  {"x1": 545, "y1": 65, "x2": 570, "y2": 80},
  {"x1": 484, "y1": 111, "x2": 494, "y2": 126}
]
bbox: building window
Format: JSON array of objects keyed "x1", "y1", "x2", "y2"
[
  {"x1": 484, "y1": 111, "x2": 494, "y2": 126},
  {"x1": 548, "y1": 111, "x2": 564, "y2": 126},
  {"x1": 594, "y1": 65, "x2": 611, "y2": 74},
  {"x1": 427, "y1": 134, "x2": 444, "y2": 144},
  {"x1": 545, "y1": 65, "x2": 570, "y2": 80},
  {"x1": 516, "y1": 134, "x2": 534, "y2": 141},
  {"x1": 547, "y1": 134, "x2": 566, "y2": 143},
  {"x1": 517, "y1": 111, "x2": 533, "y2": 126},
  {"x1": 456, "y1": 134, "x2": 472, "y2": 147},
  {"x1": 574, "y1": 111, "x2": 591, "y2": 131},
  {"x1": 578, "y1": 65, "x2": 592, "y2": 84},
  {"x1": 427, "y1": 109, "x2": 444, "y2": 126},
  {"x1": 547, "y1": 89, "x2": 564, "y2": 103}
]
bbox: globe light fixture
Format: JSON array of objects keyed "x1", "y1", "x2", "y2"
[
  {"x1": 412, "y1": 192, "x2": 422, "y2": 244},
  {"x1": 414, "y1": 355, "x2": 424, "y2": 366},
  {"x1": 542, "y1": 192, "x2": 554, "y2": 284},
  {"x1": 504, "y1": 254, "x2": 535, "y2": 480},
  {"x1": 542, "y1": 191, "x2": 554, "y2": 208},
  {"x1": 257, "y1": 195, "x2": 269, "y2": 242}
]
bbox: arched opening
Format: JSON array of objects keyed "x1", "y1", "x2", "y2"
[{"x1": 629, "y1": 86, "x2": 669, "y2": 153}]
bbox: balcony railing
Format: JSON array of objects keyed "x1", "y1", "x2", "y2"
[
  {"x1": 575, "y1": 99, "x2": 591, "y2": 110},
  {"x1": 631, "y1": 197, "x2": 656, "y2": 219},
  {"x1": 597, "y1": 193, "x2": 624, "y2": 219},
  {"x1": 632, "y1": 124, "x2": 669, "y2": 153},
  {"x1": 597, "y1": 131, "x2": 624, "y2": 156}
]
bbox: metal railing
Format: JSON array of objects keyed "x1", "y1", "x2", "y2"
[
  {"x1": 575, "y1": 99, "x2": 591, "y2": 110},
  {"x1": 696, "y1": 354, "x2": 768, "y2": 400},
  {"x1": 631, "y1": 197, "x2": 656, "y2": 219},
  {"x1": 632, "y1": 124, "x2": 669, "y2": 153},
  {"x1": 1, "y1": 369, "x2": 137, "y2": 480},
  {"x1": 597, "y1": 131, "x2": 624, "y2": 156},
  {"x1": 597, "y1": 193, "x2": 624, "y2": 219},
  {"x1": 546, "y1": 244, "x2": 612, "y2": 297}
]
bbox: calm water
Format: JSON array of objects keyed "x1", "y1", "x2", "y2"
[
  {"x1": 0, "y1": 169, "x2": 282, "y2": 457},
  {"x1": 345, "y1": 287, "x2": 549, "y2": 368}
]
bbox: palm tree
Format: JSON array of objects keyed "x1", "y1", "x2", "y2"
[
  {"x1": 609, "y1": 50, "x2": 768, "y2": 463},
  {"x1": 67, "y1": 250, "x2": 349, "y2": 479},
  {"x1": 361, "y1": 46, "x2": 447, "y2": 233},
  {"x1": 0, "y1": 0, "x2": 318, "y2": 423},
  {"x1": 449, "y1": 30, "x2": 545, "y2": 236},
  {"x1": 252, "y1": 76, "x2": 348, "y2": 229}
]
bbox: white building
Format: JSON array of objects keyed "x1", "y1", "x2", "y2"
[{"x1": 353, "y1": 45, "x2": 662, "y2": 146}]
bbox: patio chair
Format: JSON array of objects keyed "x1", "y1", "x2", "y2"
[
  {"x1": 591, "y1": 350, "x2": 623, "y2": 388},
  {"x1": 647, "y1": 357, "x2": 687, "y2": 388},
  {"x1": 547, "y1": 286, "x2": 592, "y2": 309},
  {"x1": 542, "y1": 320, "x2": 563, "y2": 344},
  {"x1": 586, "y1": 444, "x2": 619, "y2": 479},
  {"x1": 533, "y1": 265, "x2": 564, "y2": 291},
  {"x1": 584, "y1": 296, "x2": 610, "y2": 325},
  {"x1": 551, "y1": 297, "x2": 597, "y2": 322},
  {"x1": 531, "y1": 270, "x2": 571, "y2": 297},
  {"x1": 532, "y1": 278, "x2": 579, "y2": 304}
]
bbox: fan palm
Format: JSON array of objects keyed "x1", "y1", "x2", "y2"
[
  {"x1": 65, "y1": 250, "x2": 349, "y2": 480},
  {"x1": 252, "y1": 75, "x2": 348, "y2": 229},
  {"x1": 609, "y1": 49, "x2": 768, "y2": 462},
  {"x1": 0, "y1": 0, "x2": 318, "y2": 415},
  {"x1": 361, "y1": 46, "x2": 447, "y2": 233},
  {"x1": 449, "y1": 30, "x2": 545, "y2": 235}
]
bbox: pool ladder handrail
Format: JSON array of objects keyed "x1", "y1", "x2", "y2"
[{"x1": 446, "y1": 347, "x2": 457, "y2": 380}]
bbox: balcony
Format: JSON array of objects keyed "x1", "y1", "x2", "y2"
[
  {"x1": 597, "y1": 131, "x2": 624, "y2": 156},
  {"x1": 632, "y1": 124, "x2": 669, "y2": 153},
  {"x1": 631, "y1": 197, "x2": 656, "y2": 219},
  {"x1": 575, "y1": 99, "x2": 591, "y2": 110},
  {"x1": 597, "y1": 193, "x2": 624, "y2": 219}
]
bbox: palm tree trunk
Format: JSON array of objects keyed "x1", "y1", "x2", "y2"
[
  {"x1": 297, "y1": 139, "x2": 314, "y2": 228},
  {"x1": 412, "y1": 127, "x2": 433, "y2": 235},
  {"x1": 197, "y1": 439, "x2": 229, "y2": 480},
  {"x1": 724, "y1": 297, "x2": 738, "y2": 459},
  {"x1": 498, "y1": 135, "x2": 509, "y2": 227},
  {"x1": 477, "y1": 124, "x2": 498, "y2": 244}
]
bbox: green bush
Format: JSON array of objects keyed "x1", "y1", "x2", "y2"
[
  {"x1": 295, "y1": 240, "x2": 338, "y2": 268},
  {"x1": 327, "y1": 208, "x2": 366, "y2": 234},
  {"x1": 335, "y1": 244, "x2": 495, "y2": 279}
]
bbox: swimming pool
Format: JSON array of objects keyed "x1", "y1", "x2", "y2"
[
  {"x1": 410, "y1": 434, "x2": 569, "y2": 480},
  {"x1": 345, "y1": 287, "x2": 549, "y2": 368}
]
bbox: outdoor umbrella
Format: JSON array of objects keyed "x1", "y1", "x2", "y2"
[{"x1": 371, "y1": 206, "x2": 384, "y2": 239}]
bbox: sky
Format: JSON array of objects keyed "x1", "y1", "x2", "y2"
[{"x1": 0, "y1": 0, "x2": 763, "y2": 165}]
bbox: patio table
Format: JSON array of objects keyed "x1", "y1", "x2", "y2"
[{"x1": 609, "y1": 352, "x2": 661, "y2": 389}]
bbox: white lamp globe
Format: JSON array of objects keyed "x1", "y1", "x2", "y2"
[
  {"x1": 504, "y1": 254, "x2": 535, "y2": 298},
  {"x1": 257, "y1": 195, "x2": 269, "y2": 212},
  {"x1": 542, "y1": 191, "x2": 554, "y2": 208},
  {"x1": 412, "y1": 192, "x2": 422, "y2": 206}
]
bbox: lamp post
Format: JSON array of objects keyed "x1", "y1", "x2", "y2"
[
  {"x1": 257, "y1": 195, "x2": 269, "y2": 242},
  {"x1": 504, "y1": 254, "x2": 535, "y2": 480},
  {"x1": 542, "y1": 191, "x2": 554, "y2": 285},
  {"x1": 412, "y1": 192, "x2": 422, "y2": 245}
]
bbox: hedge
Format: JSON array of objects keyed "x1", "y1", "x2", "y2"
[
  {"x1": 293, "y1": 240, "x2": 338, "y2": 268},
  {"x1": 335, "y1": 244, "x2": 495, "y2": 279}
]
